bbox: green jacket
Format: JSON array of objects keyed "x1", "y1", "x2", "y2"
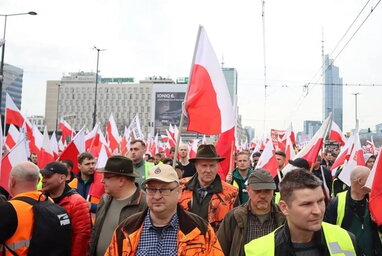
[
  {"x1": 231, "y1": 168, "x2": 253, "y2": 204},
  {"x1": 217, "y1": 200, "x2": 285, "y2": 256}
]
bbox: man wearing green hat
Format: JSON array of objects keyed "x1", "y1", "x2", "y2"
[{"x1": 89, "y1": 156, "x2": 147, "y2": 256}]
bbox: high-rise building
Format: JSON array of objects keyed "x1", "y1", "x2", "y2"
[
  {"x1": 304, "y1": 120, "x2": 322, "y2": 139},
  {"x1": 222, "y1": 67, "x2": 238, "y2": 105},
  {"x1": 322, "y1": 54, "x2": 343, "y2": 129},
  {"x1": 0, "y1": 63, "x2": 23, "y2": 115}
]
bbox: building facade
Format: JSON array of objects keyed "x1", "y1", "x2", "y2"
[
  {"x1": 322, "y1": 54, "x2": 343, "y2": 129},
  {"x1": 28, "y1": 115, "x2": 45, "y2": 131},
  {"x1": 1, "y1": 63, "x2": 23, "y2": 115},
  {"x1": 304, "y1": 120, "x2": 322, "y2": 139}
]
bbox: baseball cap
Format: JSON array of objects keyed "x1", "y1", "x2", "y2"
[
  {"x1": 41, "y1": 162, "x2": 68, "y2": 176},
  {"x1": 142, "y1": 164, "x2": 179, "y2": 186},
  {"x1": 288, "y1": 158, "x2": 310, "y2": 170},
  {"x1": 247, "y1": 169, "x2": 276, "y2": 190}
]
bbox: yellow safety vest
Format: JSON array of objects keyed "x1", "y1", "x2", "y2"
[
  {"x1": 244, "y1": 222, "x2": 356, "y2": 256},
  {"x1": 336, "y1": 191, "x2": 347, "y2": 226}
]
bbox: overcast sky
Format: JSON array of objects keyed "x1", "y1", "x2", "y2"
[{"x1": 1, "y1": 0, "x2": 381, "y2": 137}]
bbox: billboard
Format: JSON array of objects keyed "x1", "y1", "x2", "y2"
[{"x1": 154, "y1": 92, "x2": 188, "y2": 134}]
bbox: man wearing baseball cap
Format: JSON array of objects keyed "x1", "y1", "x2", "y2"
[
  {"x1": 178, "y1": 144, "x2": 239, "y2": 232},
  {"x1": 41, "y1": 161, "x2": 91, "y2": 256},
  {"x1": 217, "y1": 169, "x2": 285, "y2": 256},
  {"x1": 90, "y1": 156, "x2": 147, "y2": 256},
  {"x1": 104, "y1": 164, "x2": 224, "y2": 256}
]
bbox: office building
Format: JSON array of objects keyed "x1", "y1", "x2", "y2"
[
  {"x1": 322, "y1": 54, "x2": 343, "y2": 129},
  {"x1": 0, "y1": 63, "x2": 23, "y2": 115}
]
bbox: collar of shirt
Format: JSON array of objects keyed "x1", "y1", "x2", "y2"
[
  {"x1": 134, "y1": 159, "x2": 145, "y2": 168},
  {"x1": 145, "y1": 210, "x2": 179, "y2": 232}
]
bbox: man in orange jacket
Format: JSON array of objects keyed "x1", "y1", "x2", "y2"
[
  {"x1": 41, "y1": 161, "x2": 91, "y2": 256},
  {"x1": 104, "y1": 164, "x2": 223, "y2": 256},
  {"x1": 0, "y1": 162, "x2": 70, "y2": 256},
  {"x1": 179, "y1": 144, "x2": 239, "y2": 231}
]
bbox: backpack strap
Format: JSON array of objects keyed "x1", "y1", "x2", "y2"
[
  {"x1": 12, "y1": 196, "x2": 38, "y2": 205},
  {"x1": 116, "y1": 227, "x2": 124, "y2": 256}
]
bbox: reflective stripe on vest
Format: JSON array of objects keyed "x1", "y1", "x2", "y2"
[
  {"x1": 336, "y1": 191, "x2": 347, "y2": 226},
  {"x1": 322, "y1": 222, "x2": 356, "y2": 256},
  {"x1": 244, "y1": 222, "x2": 355, "y2": 256},
  {"x1": 2, "y1": 239, "x2": 31, "y2": 251},
  {"x1": 274, "y1": 192, "x2": 281, "y2": 204}
]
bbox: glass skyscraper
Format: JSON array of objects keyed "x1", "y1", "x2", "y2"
[
  {"x1": 0, "y1": 63, "x2": 23, "y2": 115},
  {"x1": 322, "y1": 55, "x2": 343, "y2": 129}
]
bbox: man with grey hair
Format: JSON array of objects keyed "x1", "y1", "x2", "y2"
[
  {"x1": 217, "y1": 169, "x2": 285, "y2": 256},
  {"x1": 0, "y1": 162, "x2": 43, "y2": 254},
  {"x1": 325, "y1": 166, "x2": 382, "y2": 255}
]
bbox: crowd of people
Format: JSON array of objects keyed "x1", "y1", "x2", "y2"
[{"x1": 0, "y1": 139, "x2": 380, "y2": 255}]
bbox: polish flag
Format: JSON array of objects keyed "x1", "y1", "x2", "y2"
[
  {"x1": 189, "y1": 139, "x2": 199, "y2": 158},
  {"x1": 366, "y1": 145, "x2": 382, "y2": 225},
  {"x1": 331, "y1": 133, "x2": 355, "y2": 172},
  {"x1": 96, "y1": 144, "x2": 109, "y2": 169},
  {"x1": 5, "y1": 93, "x2": 27, "y2": 128},
  {"x1": 106, "y1": 113, "x2": 121, "y2": 152},
  {"x1": 29, "y1": 125, "x2": 43, "y2": 156},
  {"x1": 338, "y1": 131, "x2": 365, "y2": 186},
  {"x1": 120, "y1": 127, "x2": 130, "y2": 156},
  {"x1": 285, "y1": 135, "x2": 295, "y2": 163},
  {"x1": 85, "y1": 123, "x2": 100, "y2": 151},
  {"x1": 5, "y1": 125, "x2": 20, "y2": 150},
  {"x1": 59, "y1": 119, "x2": 76, "y2": 142},
  {"x1": 185, "y1": 26, "x2": 235, "y2": 135},
  {"x1": 58, "y1": 127, "x2": 86, "y2": 174},
  {"x1": 38, "y1": 127, "x2": 55, "y2": 168},
  {"x1": 88, "y1": 171, "x2": 105, "y2": 199},
  {"x1": 216, "y1": 127, "x2": 236, "y2": 180},
  {"x1": 366, "y1": 136, "x2": 376, "y2": 155},
  {"x1": 148, "y1": 134, "x2": 158, "y2": 157},
  {"x1": 255, "y1": 138, "x2": 279, "y2": 177},
  {"x1": 58, "y1": 136, "x2": 66, "y2": 152},
  {"x1": 50, "y1": 132, "x2": 59, "y2": 159},
  {"x1": 282, "y1": 123, "x2": 296, "y2": 145},
  {"x1": 329, "y1": 121, "x2": 346, "y2": 146},
  {"x1": 282, "y1": 113, "x2": 332, "y2": 175},
  {"x1": 0, "y1": 138, "x2": 28, "y2": 193}
]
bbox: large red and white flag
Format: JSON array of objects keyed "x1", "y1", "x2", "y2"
[
  {"x1": 184, "y1": 26, "x2": 235, "y2": 135},
  {"x1": 0, "y1": 138, "x2": 28, "y2": 193},
  {"x1": 365, "y1": 146, "x2": 382, "y2": 225},
  {"x1": 120, "y1": 126, "x2": 130, "y2": 156},
  {"x1": 189, "y1": 139, "x2": 199, "y2": 158},
  {"x1": 366, "y1": 136, "x2": 377, "y2": 155},
  {"x1": 338, "y1": 131, "x2": 365, "y2": 186},
  {"x1": 59, "y1": 119, "x2": 76, "y2": 142},
  {"x1": 255, "y1": 138, "x2": 279, "y2": 177},
  {"x1": 5, "y1": 124, "x2": 20, "y2": 150},
  {"x1": 58, "y1": 127, "x2": 86, "y2": 174},
  {"x1": 329, "y1": 121, "x2": 346, "y2": 146},
  {"x1": 106, "y1": 113, "x2": 121, "y2": 152},
  {"x1": 282, "y1": 113, "x2": 332, "y2": 175},
  {"x1": 38, "y1": 127, "x2": 55, "y2": 168},
  {"x1": 285, "y1": 134, "x2": 296, "y2": 163}
]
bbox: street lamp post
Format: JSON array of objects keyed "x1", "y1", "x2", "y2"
[
  {"x1": 353, "y1": 92, "x2": 359, "y2": 125},
  {"x1": 0, "y1": 11, "x2": 37, "y2": 115},
  {"x1": 92, "y1": 46, "x2": 105, "y2": 128}
]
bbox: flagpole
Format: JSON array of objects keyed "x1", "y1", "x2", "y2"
[{"x1": 173, "y1": 25, "x2": 203, "y2": 168}]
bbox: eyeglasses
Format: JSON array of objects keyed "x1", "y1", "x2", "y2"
[{"x1": 144, "y1": 186, "x2": 179, "y2": 196}]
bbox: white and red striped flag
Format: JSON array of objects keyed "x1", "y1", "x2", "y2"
[
  {"x1": 5, "y1": 124, "x2": 20, "y2": 150},
  {"x1": 255, "y1": 138, "x2": 279, "y2": 177},
  {"x1": 59, "y1": 119, "x2": 76, "y2": 142},
  {"x1": 184, "y1": 26, "x2": 235, "y2": 135},
  {"x1": 338, "y1": 131, "x2": 365, "y2": 186},
  {"x1": 331, "y1": 132, "x2": 355, "y2": 172},
  {"x1": 38, "y1": 127, "x2": 55, "y2": 168},
  {"x1": 329, "y1": 121, "x2": 346, "y2": 146},
  {"x1": 106, "y1": 113, "x2": 121, "y2": 152},
  {"x1": 0, "y1": 138, "x2": 28, "y2": 193},
  {"x1": 50, "y1": 131, "x2": 59, "y2": 159},
  {"x1": 282, "y1": 113, "x2": 332, "y2": 175},
  {"x1": 58, "y1": 127, "x2": 86, "y2": 174}
]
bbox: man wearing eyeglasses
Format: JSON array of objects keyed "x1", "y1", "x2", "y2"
[
  {"x1": 89, "y1": 156, "x2": 147, "y2": 256},
  {"x1": 104, "y1": 164, "x2": 224, "y2": 256}
]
